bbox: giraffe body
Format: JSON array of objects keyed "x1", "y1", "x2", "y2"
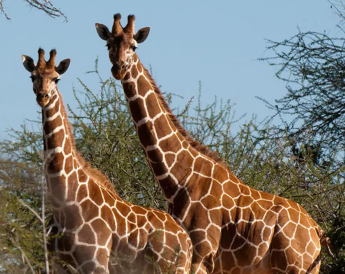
[
  {"x1": 122, "y1": 57, "x2": 322, "y2": 274},
  {"x1": 96, "y1": 15, "x2": 328, "y2": 274},
  {"x1": 23, "y1": 49, "x2": 193, "y2": 274}
]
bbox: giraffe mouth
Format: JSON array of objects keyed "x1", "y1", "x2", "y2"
[
  {"x1": 111, "y1": 66, "x2": 127, "y2": 80},
  {"x1": 36, "y1": 93, "x2": 50, "y2": 107}
]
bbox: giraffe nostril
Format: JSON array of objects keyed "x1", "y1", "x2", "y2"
[{"x1": 114, "y1": 61, "x2": 125, "y2": 71}]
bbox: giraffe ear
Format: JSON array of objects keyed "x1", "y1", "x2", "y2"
[
  {"x1": 134, "y1": 27, "x2": 150, "y2": 43},
  {"x1": 95, "y1": 23, "x2": 112, "y2": 41},
  {"x1": 55, "y1": 59, "x2": 70, "y2": 75},
  {"x1": 22, "y1": 55, "x2": 36, "y2": 72}
]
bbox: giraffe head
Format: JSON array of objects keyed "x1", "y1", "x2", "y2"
[
  {"x1": 95, "y1": 14, "x2": 150, "y2": 80},
  {"x1": 22, "y1": 48, "x2": 70, "y2": 108}
]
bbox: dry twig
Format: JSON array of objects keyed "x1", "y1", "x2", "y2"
[{"x1": 1, "y1": 0, "x2": 67, "y2": 21}]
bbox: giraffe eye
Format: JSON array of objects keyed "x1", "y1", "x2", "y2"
[
  {"x1": 30, "y1": 76, "x2": 36, "y2": 82},
  {"x1": 131, "y1": 45, "x2": 137, "y2": 51},
  {"x1": 106, "y1": 43, "x2": 110, "y2": 50},
  {"x1": 53, "y1": 78, "x2": 60, "y2": 84}
]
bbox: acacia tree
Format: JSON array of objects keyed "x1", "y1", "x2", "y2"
[
  {"x1": 259, "y1": 2, "x2": 345, "y2": 163},
  {"x1": 260, "y1": 30, "x2": 345, "y2": 154}
]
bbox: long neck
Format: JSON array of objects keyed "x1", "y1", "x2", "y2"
[
  {"x1": 42, "y1": 89, "x2": 120, "y2": 208},
  {"x1": 122, "y1": 54, "x2": 204, "y2": 201},
  {"x1": 42, "y1": 89, "x2": 78, "y2": 206}
]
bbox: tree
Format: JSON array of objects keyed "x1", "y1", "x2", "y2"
[{"x1": 259, "y1": 2, "x2": 345, "y2": 164}]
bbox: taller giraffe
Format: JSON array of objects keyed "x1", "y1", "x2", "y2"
[
  {"x1": 96, "y1": 15, "x2": 329, "y2": 274},
  {"x1": 22, "y1": 48, "x2": 193, "y2": 274}
]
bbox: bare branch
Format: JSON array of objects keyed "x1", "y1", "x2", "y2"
[
  {"x1": 9, "y1": 236, "x2": 35, "y2": 274},
  {"x1": 25, "y1": 0, "x2": 67, "y2": 21},
  {"x1": 260, "y1": 30, "x2": 345, "y2": 160},
  {"x1": 18, "y1": 199, "x2": 43, "y2": 223},
  {"x1": 0, "y1": 0, "x2": 10, "y2": 20},
  {"x1": 329, "y1": 0, "x2": 345, "y2": 26},
  {"x1": 1, "y1": 0, "x2": 67, "y2": 21},
  {"x1": 40, "y1": 174, "x2": 50, "y2": 273}
]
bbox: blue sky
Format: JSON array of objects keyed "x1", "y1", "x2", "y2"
[{"x1": 0, "y1": 0, "x2": 340, "y2": 141}]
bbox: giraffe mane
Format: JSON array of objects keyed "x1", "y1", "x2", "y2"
[
  {"x1": 141, "y1": 66, "x2": 230, "y2": 170},
  {"x1": 57, "y1": 90, "x2": 119, "y2": 196}
]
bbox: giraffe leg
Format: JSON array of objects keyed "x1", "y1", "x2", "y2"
[
  {"x1": 268, "y1": 206, "x2": 323, "y2": 274},
  {"x1": 108, "y1": 263, "x2": 121, "y2": 274},
  {"x1": 270, "y1": 233, "x2": 307, "y2": 274},
  {"x1": 270, "y1": 234, "x2": 321, "y2": 274},
  {"x1": 189, "y1": 247, "x2": 217, "y2": 274},
  {"x1": 143, "y1": 229, "x2": 193, "y2": 274},
  {"x1": 145, "y1": 231, "x2": 179, "y2": 273},
  {"x1": 191, "y1": 262, "x2": 208, "y2": 274},
  {"x1": 50, "y1": 263, "x2": 68, "y2": 274}
]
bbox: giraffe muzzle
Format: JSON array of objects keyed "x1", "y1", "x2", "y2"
[
  {"x1": 36, "y1": 92, "x2": 50, "y2": 107},
  {"x1": 111, "y1": 63, "x2": 126, "y2": 80}
]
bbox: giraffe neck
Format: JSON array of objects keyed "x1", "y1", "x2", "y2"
[
  {"x1": 121, "y1": 54, "x2": 201, "y2": 202},
  {"x1": 42, "y1": 89, "x2": 119, "y2": 209},
  {"x1": 42, "y1": 89, "x2": 80, "y2": 206}
]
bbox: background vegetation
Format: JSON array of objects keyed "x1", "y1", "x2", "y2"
[
  {"x1": 1, "y1": 2, "x2": 345, "y2": 273},
  {"x1": 0, "y1": 61, "x2": 344, "y2": 272}
]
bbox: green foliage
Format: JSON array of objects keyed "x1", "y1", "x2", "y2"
[
  {"x1": 0, "y1": 160, "x2": 45, "y2": 273},
  {"x1": 69, "y1": 69, "x2": 164, "y2": 209},
  {"x1": 0, "y1": 63, "x2": 343, "y2": 272}
]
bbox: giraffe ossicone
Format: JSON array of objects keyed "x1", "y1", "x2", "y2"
[
  {"x1": 22, "y1": 48, "x2": 193, "y2": 274},
  {"x1": 96, "y1": 14, "x2": 331, "y2": 274}
]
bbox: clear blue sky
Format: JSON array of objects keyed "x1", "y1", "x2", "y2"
[{"x1": 0, "y1": 0, "x2": 340, "y2": 141}]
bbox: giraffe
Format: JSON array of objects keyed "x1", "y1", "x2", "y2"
[
  {"x1": 95, "y1": 14, "x2": 332, "y2": 274},
  {"x1": 22, "y1": 48, "x2": 193, "y2": 274}
]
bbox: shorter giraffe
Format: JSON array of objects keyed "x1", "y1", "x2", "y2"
[{"x1": 22, "y1": 48, "x2": 193, "y2": 274}]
